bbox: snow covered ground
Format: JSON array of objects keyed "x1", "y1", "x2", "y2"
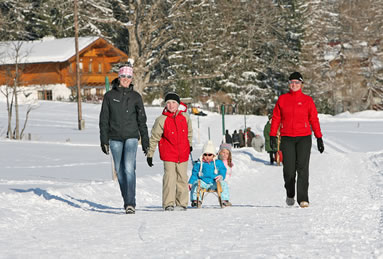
[{"x1": 0, "y1": 101, "x2": 382, "y2": 258}]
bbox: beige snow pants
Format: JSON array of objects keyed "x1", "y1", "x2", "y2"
[{"x1": 163, "y1": 161, "x2": 189, "y2": 208}]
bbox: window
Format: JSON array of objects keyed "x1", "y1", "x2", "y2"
[
  {"x1": 96, "y1": 88, "x2": 104, "y2": 96},
  {"x1": 98, "y1": 63, "x2": 102, "y2": 73},
  {"x1": 88, "y1": 63, "x2": 92, "y2": 73},
  {"x1": 79, "y1": 62, "x2": 83, "y2": 72},
  {"x1": 38, "y1": 90, "x2": 53, "y2": 100},
  {"x1": 84, "y1": 89, "x2": 91, "y2": 96}
]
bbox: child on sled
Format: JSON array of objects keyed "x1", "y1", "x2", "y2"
[{"x1": 188, "y1": 140, "x2": 231, "y2": 207}]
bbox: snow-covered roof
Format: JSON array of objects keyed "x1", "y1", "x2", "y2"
[{"x1": 0, "y1": 36, "x2": 100, "y2": 65}]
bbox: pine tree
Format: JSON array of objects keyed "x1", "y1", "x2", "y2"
[
  {"x1": 299, "y1": 0, "x2": 344, "y2": 114},
  {"x1": 0, "y1": 0, "x2": 31, "y2": 40}
]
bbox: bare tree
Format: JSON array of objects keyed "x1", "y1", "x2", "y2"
[
  {"x1": 123, "y1": 0, "x2": 187, "y2": 93},
  {"x1": 0, "y1": 40, "x2": 33, "y2": 139}
]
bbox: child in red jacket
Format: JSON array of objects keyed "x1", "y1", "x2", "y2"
[{"x1": 146, "y1": 92, "x2": 193, "y2": 211}]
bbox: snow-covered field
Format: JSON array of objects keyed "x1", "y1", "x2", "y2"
[{"x1": 1, "y1": 101, "x2": 382, "y2": 258}]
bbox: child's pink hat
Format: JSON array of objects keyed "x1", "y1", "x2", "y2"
[{"x1": 219, "y1": 143, "x2": 232, "y2": 153}]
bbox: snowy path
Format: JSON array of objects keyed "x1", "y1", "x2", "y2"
[
  {"x1": 1, "y1": 147, "x2": 382, "y2": 258},
  {"x1": 0, "y1": 102, "x2": 382, "y2": 258}
]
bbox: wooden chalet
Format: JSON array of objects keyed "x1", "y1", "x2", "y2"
[{"x1": 0, "y1": 36, "x2": 128, "y2": 101}]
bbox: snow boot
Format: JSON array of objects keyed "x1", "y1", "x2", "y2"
[
  {"x1": 164, "y1": 205, "x2": 174, "y2": 211},
  {"x1": 222, "y1": 200, "x2": 232, "y2": 207},
  {"x1": 191, "y1": 200, "x2": 202, "y2": 208},
  {"x1": 286, "y1": 197, "x2": 295, "y2": 206},
  {"x1": 299, "y1": 201, "x2": 309, "y2": 208},
  {"x1": 125, "y1": 206, "x2": 135, "y2": 214}
]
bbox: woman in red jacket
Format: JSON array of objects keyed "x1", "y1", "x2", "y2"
[{"x1": 270, "y1": 72, "x2": 324, "y2": 208}]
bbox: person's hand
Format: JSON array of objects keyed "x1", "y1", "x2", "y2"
[
  {"x1": 101, "y1": 144, "x2": 109, "y2": 155},
  {"x1": 215, "y1": 175, "x2": 223, "y2": 182},
  {"x1": 270, "y1": 136, "x2": 277, "y2": 150},
  {"x1": 190, "y1": 146, "x2": 193, "y2": 153},
  {"x1": 143, "y1": 145, "x2": 149, "y2": 156},
  {"x1": 147, "y1": 157, "x2": 153, "y2": 167},
  {"x1": 188, "y1": 184, "x2": 192, "y2": 191},
  {"x1": 317, "y1": 138, "x2": 324, "y2": 153}
]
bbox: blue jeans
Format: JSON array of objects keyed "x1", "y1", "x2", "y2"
[
  {"x1": 109, "y1": 138, "x2": 138, "y2": 208},
  {"x1": 190, "y1": 180, "x2": 230, "y2": 201}
]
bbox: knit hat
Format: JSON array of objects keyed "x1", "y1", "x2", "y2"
[
  {"x1": 202, "y1": 140, "x2": 216, "y2": 155},
  {"x1": 165, "y1": 92, "x2": 180, "y2": 104},
  {"x1": 219, "y1": 143, "x2": 232, "y2": 153},
  {"x1": 289, "y1": 72, "x2": 303, "y2": 82},
  {"x1": 118, "y1": 66, "x2": 133, "y2": 78}
]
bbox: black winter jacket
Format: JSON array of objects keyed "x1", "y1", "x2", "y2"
[{"x1": 99, "y1": 79, "x2": 149, "y2": 150}]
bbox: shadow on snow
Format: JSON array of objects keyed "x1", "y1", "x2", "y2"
[
  {"x1": 11, "y1": 187, "x2": 123, "y2": 215},
  {"x1": 239, "y1": 150, "x2": 269, "y2": 164}
]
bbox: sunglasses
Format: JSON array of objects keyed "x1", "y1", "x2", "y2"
[
  {"x1": 289, "y1": 80, "x2": 302, "y2": 85},
  {"x1": 120, "y1": 74, "x2": 132, "y2": 78},
  {"x1": 203, "y1": 153, "x2": 214, "y2": 157}
]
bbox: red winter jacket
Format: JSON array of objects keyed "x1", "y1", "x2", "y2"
[
  {"x1": 147, "y1": 102, "x2": 193, "y2": 163},
  {"x1": 270, "y1": 89, "x2": 322, "y2": 138}
]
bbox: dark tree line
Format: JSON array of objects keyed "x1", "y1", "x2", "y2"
[{"x1": 1, "y1": 0, "x2": 382, "y2": 114}]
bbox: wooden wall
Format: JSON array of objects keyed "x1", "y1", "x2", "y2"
[{"x1": 0, "y1": 38, "x2": 128, "y2": 87}]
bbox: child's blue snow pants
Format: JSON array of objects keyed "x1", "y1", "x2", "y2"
[{"x1": 190, "y1": 180, "x2": 230, "y2": 201}]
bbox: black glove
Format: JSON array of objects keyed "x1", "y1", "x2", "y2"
[
  {"x1": 317, "y1": 138, "x2": 324, "y2": 153},
  {"x1": 143, "y1": 145, "x2": 149, "y2": 156},
  {"x1": 190, "y1": 146, "x2": 193, "y2": 153},
  {"x1": 270, "y1": 136, "x2": 277, "y2": 151},
  {"x1": 147, "y1": 157, "x2": 153, "y2": 167},
  {"x1": 101, "y1": 144, "x2": 109, "y2": 155},
  {"x1": 142, "y1": 138, "x2": 149, "y2": 155}
]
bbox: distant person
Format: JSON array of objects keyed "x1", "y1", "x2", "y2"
[
  {"x1": 99, "y1": 65, "x2": 149, "y2": 214},
  {"x1": 225, "y1": 129, "x2": 233, "y2": 145},
  {"x1": 146, "y1": 92, "x2": 193, "y2": 211},
  {"x1": 264, "y1": 115, "x2": 277, "y2": 164},
  {"x1": 232, "y1": 130, "x2": 240, "y2": 148},
  {"x1": 245, "y1": 127, "x2": 255, "y2": 147},
  {"x1": 188, "y1": 141, "x2": 230, "y2": 207},
  {"x1": 238, "y1": 129, "x2": 245, "y2": 148},
  {"x1": 270, "y1": 72, "x2": 324, "y2": 208}
]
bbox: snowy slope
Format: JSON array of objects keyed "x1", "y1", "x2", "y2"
[{"x1": 0, "y1": 101, "x2": 382, "y2": 258}]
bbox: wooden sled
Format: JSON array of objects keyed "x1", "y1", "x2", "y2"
[
  {"x1": 275, "y1": 134, "x2": 282, "y2": 166},
  {"x1": 275, "y1": 150, "x2": 283, "y2": 166},
  {"x1": 196, "y1": 179, "x2": 223, "y2": 208}
]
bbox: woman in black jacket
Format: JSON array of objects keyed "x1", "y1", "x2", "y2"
[{"x1": 99, "y1": 65, "x2": 149, "y2": 214}]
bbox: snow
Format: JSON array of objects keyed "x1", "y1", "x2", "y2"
[
  {"x1": 324, "y1": 45, "x2": 341, "y2": 61},
  {"x1": 240, "y1": 71, "x2": 259, "y2": 82},
  {"x1": 0, "y1": 84, "x2": 71, "y2": 103},
  {"x1": 372, "y1": 56, "x2": 383, "y2": 71},
  {"x1": 0, "y1": 37, "x2": 99, "y2": 64},
  {"x1": 0, "y1": 101, "x2": 382, "y2": 258}
]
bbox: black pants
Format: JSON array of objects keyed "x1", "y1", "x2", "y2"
[{"x1": 280, "y1": 135, "x2": 312, "y2": 204}]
